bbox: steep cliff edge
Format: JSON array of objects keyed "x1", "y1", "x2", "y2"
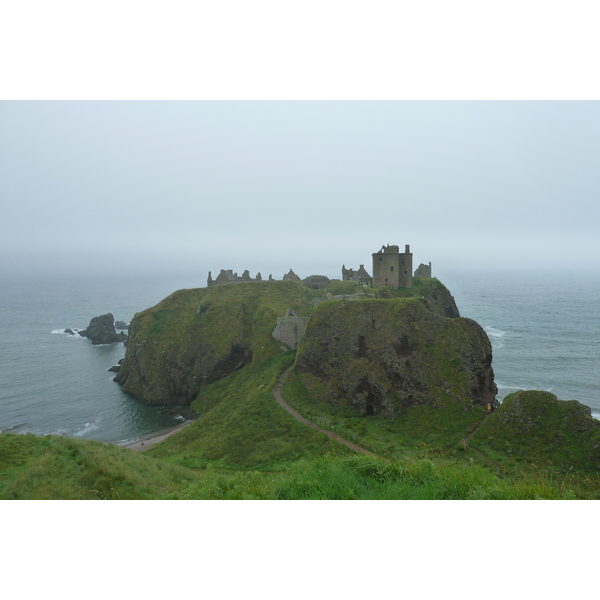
[
  {"x1": 295, "y1": 297, "x2": 496, "y2": 418},
  {"x1": 375, "y1": 276, "x2": 460, "y2": 319},
  {"x1": 115, "y1": 277, "x2": 464, "y2": 408},
  {"x1": 114, "y1": 281, "x2": 315, "y2": 406}
]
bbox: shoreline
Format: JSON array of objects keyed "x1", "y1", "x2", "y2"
[{"x1": 120, "y1": 421, "x2": 192, "y2": 452}]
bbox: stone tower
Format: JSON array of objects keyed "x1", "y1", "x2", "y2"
[{"x1": 372, "y1": 244, "x2": 413, "y2": 288}]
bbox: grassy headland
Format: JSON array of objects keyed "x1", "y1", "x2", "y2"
[{"x1": 4, "y1": 278, "x2": 599, "y2": 499}]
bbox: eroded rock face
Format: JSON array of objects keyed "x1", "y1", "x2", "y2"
[
  {"x1": 295, "y1": 298, "x2": 497, "y2": 418},
  {"x1": 79, "y1": 313, "x2": 127, "y2": 345},
  {"x1": 114, "y1": 281, "x2": 315, "y2": 406}
]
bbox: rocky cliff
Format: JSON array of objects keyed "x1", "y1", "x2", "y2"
[
  {"x1": 295, "y1": 297, "x2": 496, "y2": 418},
  {"x1": 79, "y1": 313, "x2": 127, "y2": 345},
  {"x1": 114, "y1": 281, "x2": 315, "y2": 406},
  {"x1": 468, "y1": 390, "x2": 600, "y2": 473},
  {"x1": 114, "y1": 277, "x2": 467, "y2": 408}
]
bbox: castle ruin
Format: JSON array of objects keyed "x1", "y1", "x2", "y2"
[
  {"x1": 342, "y1": 264, "x2": 372, "y2": 286},
  {"x1": 208, "y1": 244, "x2": 430, "y2": 290},
  {"x1": 371, "y1": 244, "x2": 413, "y2": 288}
]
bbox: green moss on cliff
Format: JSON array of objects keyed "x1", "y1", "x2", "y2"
[
  {"x1": 117, "y1": 281, "x2": 318, "y2": 405},
  {"x1": 375, "y1": 277, "x2": 460, "y2": 318},
  {"x1": 469, "y1": 390, "x2": 600, "y2": 475},
  {"x1": 295, "y1": 297, "x2": 495, "y2": 418}
]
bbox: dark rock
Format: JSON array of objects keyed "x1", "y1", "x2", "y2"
[
  {"x1": 296, "y1": 297, "x2": 496, "y2": 418},
  {"x1": 108, "y1": 365, "x2": 121, "y2": 373},
  {"x1": 79, "y1": 313, "x2": 128, "y2": 345},
  {"x1": 115, "y1": 321, "x2": 129, "y2": 330},
  {"x1": 64, "y1": 328, "x2": 75, "y2": 335}
]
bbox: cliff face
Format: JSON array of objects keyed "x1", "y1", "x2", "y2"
[
  {"x1": 376, "y1": 276, "x2": 460, "y2": 319},
  {"x1": 115, "y1": 281, "x2": 315, "y2": 406},
  {"x1": 295, "y1": 297, "x2": 496, "y2": 418},
  {"x1": 114, "y1": 277, "x2": 466, "y2": 408},
  {"x1": 468, "y1": 390, "x2": 600, "y2": 473}
]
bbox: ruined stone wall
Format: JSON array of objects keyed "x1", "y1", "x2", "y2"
[
  {"x1": 372, "y1": 248, "x2": 400, "y2": 288},
  {"x1": 414, "y1": 262, "x2": 432, "y2": 278},
  {"x1": 372, "y1": 244, "x2": 412, "y2": 288},
  {"x1": 398, "y1": 245, "x2": 413, "y2": 287},
  {"x1": 272, "y1": 314, "x2": 309, "y2": 350}
]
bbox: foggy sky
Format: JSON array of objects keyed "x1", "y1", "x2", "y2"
[{"x1": 1, "y1": 101, "x2": 599, "y2": 282}]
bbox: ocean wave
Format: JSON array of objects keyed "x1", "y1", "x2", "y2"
[
  {"x1": 592, "y1": 412, "x2": 600, "y2": 421},
  {"x1": 46, "y1": 428, "x2": 68, "y2": 436},
  {"x1": 1, "y1": 423, "x2": 28, "y2": 433},
  {"x1": 495, "y1": 381, "x2": 519, "y2": 390},
  {"x1": 50, "y1": 328, "x2": 82, "y2": 335},
  {"x1": 484, "y1": 326, "x2": 507, "y2": 349},
  {"x1": 73, "y1": 421, "x2": 100, "y2": 437},
  {"x1": 485, "y1": 326, "x2": 507, "y2": 339}
]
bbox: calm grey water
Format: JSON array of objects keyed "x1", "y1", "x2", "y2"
[
  {"x1": 0, "y1": 273, "x2": 202, "y2": 444},
  {"x1": 1, "y1": 271, "x2": 599, "y2": 444},
  {"x1": 443, "y1": 270, "x2": 600, "y2": 417}
]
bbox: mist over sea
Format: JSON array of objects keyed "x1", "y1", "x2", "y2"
[{"x1": 1, "y1": 270, "x2": 599, "y2": 444}]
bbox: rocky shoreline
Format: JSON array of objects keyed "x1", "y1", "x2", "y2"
[{"x1": 120, "y1": 421, "x2": 192, "y2": 452}]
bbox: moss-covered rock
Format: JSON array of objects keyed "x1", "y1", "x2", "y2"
[
  {"x1": 115, "y1": 281, "x2": 316, "y2": 405},
  {"x1": 469, "y1": 390, "x2": 600, "y2": 474},
  {"x1": 374, "y1": 276, "x2": 460, "y2": 318},
  {"x1": 295, "y1": 297, "x2": 496, "y2": 418}
]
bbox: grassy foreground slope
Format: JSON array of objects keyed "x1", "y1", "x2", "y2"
[
  {"x1": 146, "y1": 352, "x2": 351, "y2": 470},
  {"x1": 0, "y1": 432, "x2": 198, "y2": 499}
]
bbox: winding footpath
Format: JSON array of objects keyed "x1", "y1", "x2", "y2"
[
  {"x1": 274, "y1": 369, "x2": 504, "y2": 474},
  {"x1": 460, "y1": 418, "x2": 505, "y2": 476},
  {"x1": 123, "y1": 370, "x2": 502, "y2": 476},
  {"x1": 272, "y1": 370, "x2": 374, "y2": 456}
]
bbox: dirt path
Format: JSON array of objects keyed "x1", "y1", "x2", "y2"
[
  {"x1": 122, "y1": 421, "x2": 191, "y2": 452},
  {"x1": 272, "y1": 370, "x2": 374, "y2": 456},
  {"x1": 460, "y1": 417, "x2": 504, "y2": 476}
]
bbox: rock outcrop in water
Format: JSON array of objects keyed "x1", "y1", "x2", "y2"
[
  {"x1": 79, "y1": 313, "x2": 128, "y2": 345},
  {"x1": 296, "y1": 297, "x2": 497, "y2": 418}
]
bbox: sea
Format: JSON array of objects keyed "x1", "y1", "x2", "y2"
[{"x1": 1, "y1": 270, "x2": 599, "y2": 445}]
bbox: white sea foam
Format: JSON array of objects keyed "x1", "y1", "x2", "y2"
[
  {"x1": 496, "y1": 382, "x2": 519, "y2": 390},
  {"x1": 484, "y1": 326, "x2": 507, "y2": 349},
  {"x1": 485, "y1": 326, "x2": 506, "y2": 338},
  {"x1": 45, "y1": 428, "x2": 68, "y2": 436},
  {"x1": 73, "y1": 421, "x2": 100, "y2": 437},
  {"x1": 174, "y1": 414, "x2": 185, "y2": 421},
  {"x1": 51, "y1": 328, "x2": 82, "y2": 335}
]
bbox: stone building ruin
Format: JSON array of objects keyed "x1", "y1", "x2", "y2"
[
  {"x1": 208, "y1": 244, "x2": 431, "y2": 290},
  {"x1": 341, "y1": 264, "x2": 372, "y2": 286},
  {"x1": 414, "y1": 262, "x2": 432, "y2": 278},
  {"x1": 208, "y1": 269, "x2": 274, "y2": 287},
  {"x1": 372, "y1": 244, "x2": 413, "y2": 288},
  {"x1": 272, "y1": 308, "x2": 309, "y2": 350}
]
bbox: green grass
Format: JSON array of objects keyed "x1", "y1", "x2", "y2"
[
  {"x1": 282, "y1": 369, "x2": 485, "y2": 460},
  {"x1": 0, "y1": 433, "x2": 199, "y2": 499},
  {"x1": 145, "y1": 352, "x2": 351, "y2": 470},
  {"x1": 468, "y1": 390, "x2": 600, "y2": 476},
  {"x1": 163, "y1": 453, "x2": 581, "y2": 500}
]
